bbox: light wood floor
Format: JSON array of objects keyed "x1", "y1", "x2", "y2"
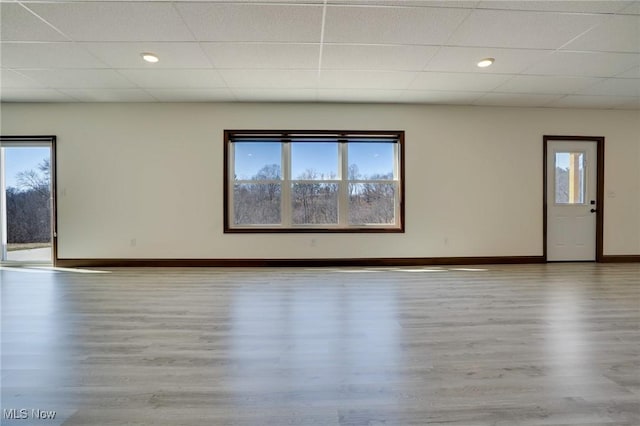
[{"x1": 1, "y1": 263, "x2": 639, "y2": 425}]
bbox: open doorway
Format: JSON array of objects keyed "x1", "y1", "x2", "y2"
[{"x1": 0, "y1": 136, "x2": 57, "y2": 265}]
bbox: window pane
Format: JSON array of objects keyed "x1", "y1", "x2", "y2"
[
  {"x1": 348, "y1": 143, "x2": 394, "y2": 180},
  {"x1": 349, "y1": 183, "x2": 395, "y2": 224},
  {"x1": 555, "y1": 152, "x2": 585, "y2": 204},
  {"x1": 292, "y1": 183, "x2": 338, "y2": 224},
  {"x1": 291, "y1": 143, "x2": 338, "y2": 180},
  {"x1": 234, "y1": 142, "x2": 281, "y2": 180},
  {"x1": 234, "y1": 183, "x2": 281, "y2": 225}
]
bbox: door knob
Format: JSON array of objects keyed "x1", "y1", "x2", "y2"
[{"x1": 590, "y1": 208, "x2": 597, "y2": 213}]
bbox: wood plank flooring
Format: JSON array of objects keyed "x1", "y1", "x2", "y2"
[{"x1": 1, "y1": 263, "x2": 639, "y2": 425}]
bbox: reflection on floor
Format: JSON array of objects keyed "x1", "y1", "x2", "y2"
[
  {"x1": 5, "y1": 247, "x2": 51, "y2": 262},
  {"x1": 1, "y1": 263, "x2": 639, "y2": 425}
]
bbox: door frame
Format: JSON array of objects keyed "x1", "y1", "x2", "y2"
[
  {"x1": 543, "y1": 135, "x2": 605, "y2": 262},
  {"x1": 0, "y1": 135, "x2": 58, "y2": 266}
]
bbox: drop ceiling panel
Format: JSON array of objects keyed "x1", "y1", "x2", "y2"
[
  {"x1": 145, "y1": 88, "x2": 235, "y2": 102},
  {"x1": 474, "y1": 92, "x2": 562, "y2": 107},
  {"x1": 550, "y1": 94, "x2": 635, "y2": 108},
  {"x1": 563, "y1": 15, "x2": 640, "y2": 53},
  {"x1": 525, "y1": 51, "x2": 640, "y2": 77},
  {"x1": 0, "y1": 89, "x2": 75, "y2": 102},
  {"x1": 60, "y1": 88, "x2": 156, "y2": 102},
  {"x1": 620, "y1": 1, "x2": 640, "y2": 14},
  {"x1": 402, "y1": 90, "x2": 484, "y2": 104},
  {"x1": 447, "y1": 9, "x2": 604, "y2": 49},
  {"x1": 494, "y1": 75, "x2": 602, "y2": 94},
  {"x1": 615, "y1": 97, "x2": 640, "y2": 109},
  {"x1": 118, "y1": 69, "x2": 227, "y2": 88},
  {"x1": 327, "y1": 1, "x2": 479, "y2": 7},
  {"x1": 83, "y1": 43, "x2": 212, "y2": 69},
  {"x1": 324, "y1": 5, "x2": 470, "y2": 45},
  {"x1": 219, "y1": 69, "x2": 317, "y2": 88},
  {"x1": 321, "y1": 44, "x2": 439, "y2": 71},
  {"x1": 220, "y1": 69, "x2": 318, "y2": 89},
  {"x1": 409, "y1": 72, "x2": 512, "y2": 91},
  {"x1": 175, "y1": 3, "x2": 323, "y2": 42},
  {"x1": 201, "y1": 43, "x2": 320, "y2": 69},
  {"x1": 0, "y1": 3, "x2": 67, "y2": 41},
  {"x1": 1, "y1": 42, "x2": 107, "y2": 69},
  {"x1": 616, "y1": 65, "x2": 640, "y2": 78},
  {"x1": 318, "y1": 89, "x2": 408, "y2": 103},
  {"x1": 18, "y1": 69, "x2": 136, "y2": 89},
  {"x1": 1, "y1": 0, "x2": 638, "y2": 109},
  {"x1": 318, "y1": 70, "x2": 416, "y2": 89},
  {"x1": 477, "y1": 1, "x2": 632, "y2": 14},
  {"x1": 26, "y1": 2, "x2": 195, "y2": 41},
  {"x1": 577, "y1": 78, "x2": 640, "y2": 96},
  {"x1": 234, "y1": 89, "x2": 318, "y2": 102},
  {"x1": 1, "y1": 69, "x2": 46, "y2": 89},
  {"x1": 425, "y1": 47, "x2": 552, "y2": 74}
]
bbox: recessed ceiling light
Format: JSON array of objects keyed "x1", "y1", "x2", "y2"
[
  {"x1": 141, "y1": 53, "x2": 159, "y2": 63},
  {"x1": 477, "y1": 58, "x2": 494, "y2": 68}
]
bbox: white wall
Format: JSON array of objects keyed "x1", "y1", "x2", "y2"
[{"x1": 1, "y1": 102, "x2": 638, "y2": 259}]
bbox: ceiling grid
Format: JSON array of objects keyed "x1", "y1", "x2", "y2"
[{"x1": 0, "y1": 0, "x2": 637, "y2": 108}]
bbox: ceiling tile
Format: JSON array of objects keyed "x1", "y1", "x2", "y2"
[
  {"x1": 409, "y1": 72, "x2": 512, "y2": 91},
  {"x1": 1, "y1": 69, "x2": 45, "y2": 88},
  {"x1": 550, "y1": 94, "x2": 636, "y2": 108},
  {"x1": 219, "y1": 69, "x2": 317, "y2": 88},
  {"x1": 1, "y1": 42, "x2": 107, "y2": 69},
  {"x1": 402, "y1": 90, "x2": 484, "y2": 104},
  {"x1": 18, "y1": 69, "x2": 136, "y2": 88},
  {"x1": 82, "y1": 42, "x2": 212, "y2": 68},
  {"x1": 201, "y1": 43, "x2": 319, "y2": 69},
  {"x1": 474, "y1": 92, "x2": 562, "y2": 107},
  {"x1": 563, "y1": 15, "x2": 640, "y2": 53},
  {"x1": 118, "y1": 69, "x2": 227, "y2": 88},
  {"x1": 616, "y1": 65, "x2": 640, "y2": 78},
  {"x1": 324, "y1": 5, "x2": 470, "y2": 45},
  {"x1": 0, "y1": 3, "x2": 67, "y2": 41},
  {"x1": 478, "y1": 1, "x2": 631, "y2": 14},
  {"x1": 327, "y1": 1, "x2": 479, "y2": 7},
  {"x1": 576, "y1": 78, "x2": 640, "y2": 96},
  {"x1": 425, "y1": 46, "x2": 553, "y2": 74},
  {"x1": 619, "y1": 1, "x2": 640, "y2": 15},
  {"x1": 0, "y1": 88, "x2": 75, "y2": 102},
  {"x1": 234, "y1": 89, "x2": 317, "y2": 102},
  {"x1": 26, "y1": 2, "x2": 195, "y2": 41},
  {"x1": 175, "y1": 3, "x2": 323, "y2": 42},
  {"x1": 447, "y1": 9, "x2": 604, "y2": 49},
  {"x1": 144, "y1": 88, "x2": 235, "y2": 102},
  {"x1": 318, "y1": 88, "x2": 407, "y2": 103},
  {"x1": 494, "y1": 75, "x2": 602, "y2": 94},
  {"x1": 322, "y1": 44, "x2": 438, "y2": 71},
  {"x1": 59, "y1": 88, "x2": 156, "y2": 102},
  {"x1": 613, "y1": 97, "x2": 640, "y2": 109},
  {"x1": 318, "y1": 70, "x2": 416, "y2": 89},
  {"x1": 525, "y1": 51, "x2": 640, "y2": 77}
]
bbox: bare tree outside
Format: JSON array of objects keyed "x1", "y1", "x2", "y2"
[
  {"x1": 292, "y1": 169, "x2": 338, "y2": 224},
  {"x1": 234, "y1": 164, "x2": 281, "y2": 225},
  {"x1": 228, "y1": 135, "x2": 402, "y2": 229},
  {"x1": 348, "y1": 167, "x2": 395, "y2": 224},
  {"x1": 6, "y1": 158, "x2": 51, "y2": 248}
]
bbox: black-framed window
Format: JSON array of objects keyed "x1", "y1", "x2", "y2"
[{"x1": 224, "y1": 130, "x2": 404, "y2": 233}]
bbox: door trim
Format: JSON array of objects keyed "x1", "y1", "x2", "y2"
[
  {"x1": 0, "y1": 135, "x2": 57, "y2": 266},
  {"x1": 543, "y1": 135, "x2": 604, "y2": 262}
]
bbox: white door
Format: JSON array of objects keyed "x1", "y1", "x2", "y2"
[{"x1": 546, "y1": 141, "x2": 598, "y2": 261}]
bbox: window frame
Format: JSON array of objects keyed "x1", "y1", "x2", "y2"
[{"x1": 224, "y1": 130, "x2": 405, "y2": 233}]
